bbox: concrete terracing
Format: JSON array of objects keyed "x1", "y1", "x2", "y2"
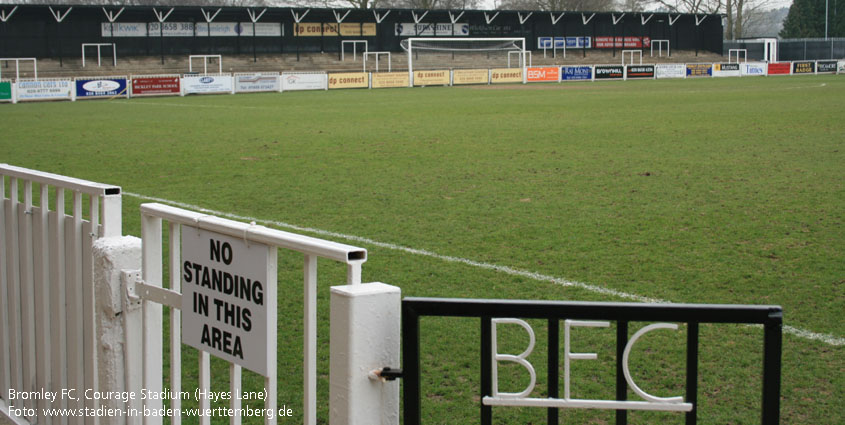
[{"x1": 3, "y1": 50, "x2": 725, "y2": 79}]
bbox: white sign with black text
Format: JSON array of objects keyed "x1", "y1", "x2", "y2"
[{"x1": 181, "y1": 227, "x2": 274, "y2": 376}]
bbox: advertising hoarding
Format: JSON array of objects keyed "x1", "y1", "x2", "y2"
[
  {"x1": 686, "y1": 63, "x2": 713, "y2": 77},
  {"x1": 281, "y1": 72, "x2": 327, "y2": 91},
  {"x1": 561, "y1": 66, "x2": 592, "y2": 81},
  {"x1": 16, "y1": 79, "x2": 73, "y2": 101},
  {"x1": 712, "y1": 63, "x2": 741, "y2": 77},
  {"x1": 371, "y1": 72, "x2": 410, "y2": 88},
  {"x1": 767, "y1": 62, "x2": 791, "y2": 75},
  {"x1": 413, "y1": 70, "x2": 450, "y2": 86},
  {"x1": 183, "y1": 75, "x2": 234, "y2": 94},
  {"x1": 234, "y1": 73, "x2": 280, "y2": 93},
  {"x1": 490, "y1": 68, "x2": 523, "y2": 84},
  {"x1": 791, "y1": 61, "x2": 815, "y2": 74},
  {"x1": 655, "y1": 64, "x2": 686, "y2": 79},
  {"x1": 75, "y1": 77, "x2": 128, "y2": 98},
  {"x1": 329, "y1": 72, "x2": 369, "y2": 89},
  {"x1": 526, "y1": 67, "x2": 560, "y2": 82},
  {"x1": 131, "y1": 75, "x2": 181, "y2": 95},
  {"x1": 594, "y1": 65, "x2": 624, "y2": 80},
  {"x1": 452, "y1": 69, "x2": 489, "y2": 85},
  {"x1": 625, "y1": 65, "x2": 655, "y2": 79}
]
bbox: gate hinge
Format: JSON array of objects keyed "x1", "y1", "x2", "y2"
[{"x1": 121, "y1": 269, "x2": 183, "y2": 310}]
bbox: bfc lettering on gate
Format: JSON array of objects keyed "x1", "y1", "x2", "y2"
[{"x1": 484, "y1": 319, "x2": 693, "y2": 412}]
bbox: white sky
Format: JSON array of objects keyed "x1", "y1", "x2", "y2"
[{"x1": 478, "y1": 0, "x2": 795, "y2": 11}]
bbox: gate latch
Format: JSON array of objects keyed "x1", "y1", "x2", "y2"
[{"x1": 369, "y1": 367, "x2": 403, "y2": 382}]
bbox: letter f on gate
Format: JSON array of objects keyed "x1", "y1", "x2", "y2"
[{"x1": 491, "y1": 318, "x2": 536, "y2": 398}]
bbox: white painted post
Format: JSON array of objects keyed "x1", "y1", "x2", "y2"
[
  {"x1": 329, "y1": 283, "x2": 401, "y2": 425},
  {"x1": 141, "y1": 213, "x2": 163, "y2": 425},
  {"x1": 94, "y1": 236, "x2": 142, "y2": 425}
]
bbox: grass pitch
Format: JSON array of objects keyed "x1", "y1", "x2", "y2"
[{"x1": 2, "y1": 75, "x2": 843, "y2": 424}]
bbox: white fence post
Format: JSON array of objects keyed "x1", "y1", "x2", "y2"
[
  {"x1": 93, "y1": 236, "x2": 142, "y2": 425},
  {"x1": 329, "y1": 283, "x2": 401, "y2": 425}
]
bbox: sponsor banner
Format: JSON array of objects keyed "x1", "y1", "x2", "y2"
[
  {"x1": 686, "y1": 63, "x2": 712, "y2": 77},
  {"x1": 538, "y1": 37, "x2": 552, "y2": 48},
  {"x1": 741, "y1": 62, "x2": 767, "y2": 76},
  {"x1": 626, "y1": 65, "x2": 654, "y2": 79},
  {"x1": 329, "y1": 72, "x2": 369, "y2": 89},
  {"x1": 767, "y1": 62, "x2": 791, "y2": 75},
  {"x1": 371, "y1": 72, "x2": 410, "y2": 88},
  {"x1": 792, "y1": 61, "x2": 815, "y2": 74},
  {"x1": 594, "y1": 65, "x2": 624, "y2": 80},
  {"x1": 148, "y1": 22, "x2": 195, "y2": 37},
  {"x1": 839, "y1": 60, "x2": 845, "y2": 73},
  {"x1": 816, "y1": 61, "x2": 837, "y2": 73},
  {"x1": 655, "y1": 63, "x2": 686, "y2": 79},
  {"x1": 0, "y1": 81, "x2": 12, "y2": 101},
  {"x1": 394, "y1": 23, "x2": 469, "y2": 36},
  {"x1": 183, "y1": 75, "x2": 233, "y2": 94},
  {"x1": 103, "y1": 21, "x2": 283, "y2": 37},
  {"x1": 16, "y1": 79, "x2": 73, "y2": 101},
  {"x1": 413, "y1": 70, "x2": 450, "y2": 86},
  {"x1": 281, "y1": 72, "x2": 327, "y2": 91},
  {"x1": 101, "y1": 22, "x2": 147, "y2": 37},
  {"x1": 565, "y1": 36, "x2": 591, "y2": 48},
  {"x1": 132, "y1": 75, "x2": 180, "y2": 95},
  {"x1": 595, "y1": 36, "x2": 650, "y2": 49},
  {"x1": 490, "y1": 68, "x2": 523, "y2": 84},
  {"x1": 294, "y1": 23, "x2": 376, "y2": 37},
  {"x1": 526, "y1": 66, "x2": 560, "y2": 82},
  {"x1": 75, "y1": 78, "x2": 128, "y2": 98},
  {"x1": 712, "y1": 63, "x2": 741, "y2": 77},
  {"x1": 538, "y1": 37, "x2": 590, "y2": 49},
  {"x1": 234, "y1": 73, "x2": 280, "y2": 93},
  {"x1": 452, "y1": 69, "x2": 488, "y2": 85},
  {"x1": 561, "y1": 66, "x2": 592, "y2": 81}
]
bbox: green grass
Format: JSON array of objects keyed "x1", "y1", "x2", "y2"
[{"x1": 2, "y1": 75, "x2": 843, "y2": 424}]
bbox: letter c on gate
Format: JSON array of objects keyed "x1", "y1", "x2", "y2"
[{"x1": 622, "y1": 323, "x2": 685, "y2": 404}]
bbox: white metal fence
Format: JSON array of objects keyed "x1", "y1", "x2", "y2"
[
  {"x1": 0, "y1": 164, "x2": 122, "y2": 425},
  {"x1": 132, "y1": 202, "x2": 367, "y2": 425}
]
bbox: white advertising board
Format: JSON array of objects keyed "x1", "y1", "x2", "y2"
[
  {"x1": 741, "y1": 62, "x2": 767, "y2": 76},
  {"x1": 712, "y1": 63, "x2": 741, "y2": 77},
  {"x1": 394, "y1": 23, "x2": 469, "y2": 36},
  {"x1": 181, "y1": 227, "x2": 273, "y2": 376},
  {"x1": 101, "y1": 22, "x2": 148, "y2": 37},
  {"x1": 654, "y1": 64, "x2": 686, "y2": 79},
  {"x1": 234, "y1": 73, "x2": 280, "y2": 93},
  {"x1": 16, "y1": 79, "x2": 73, "y2": 101},
  {"x1": 183, "y1": 75, "x2": 233, "y2": 94},
  {"x1": 281, "y1": 72, "x2": 327, "y2": 91},
  {"x1": 839, "y1": 60, "x2": 845, "y2": 74}
]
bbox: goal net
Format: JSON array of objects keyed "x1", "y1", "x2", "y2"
[{"x1": 400, "y1": 37, "x2": 526, "y2": 75}]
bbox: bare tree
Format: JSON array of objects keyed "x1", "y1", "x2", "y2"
[
  {"x1": 650, "y1": 0, "x2": 723, "y2": 14},
  {"x1": 496, "y1": 0, "x2": 616, "y2": 11}
]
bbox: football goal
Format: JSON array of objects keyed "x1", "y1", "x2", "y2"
[{"x1": 400, "y1": 38, "x2": 525, "y2": 85}]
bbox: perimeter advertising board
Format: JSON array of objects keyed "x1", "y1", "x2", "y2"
[
  {"x1": 294, "y1": 23, "x2": 376, "y2": 37},
  {"x1": 183, "y1": 75, "x2": 234, "y2": 94},
  {"x1": 16, "y1": 79, "x2": 73, "y2": 101},
  {"x1": 839, "y1": 60, "x2": 845, "y2": 73},
  {"x1": 791, "y1": 61, "x2": 815, "y2": 74},
  {"x1": 526, "y1": 67, "x2": 559, "y2": 82},
  {"x1": 281, "y1": 72, "x2": 327, "y2": 91},
  {"x1": 413, "y1": 70, "x2": 450, "y2": 86},
  {"x1": 594, "y1": 65, "x2": 624, "y2": 80},
  {"x1": 75, "y1": 78, "x2": 128, "y2": 98},
  {"x1": 561, "y1": 66, "x2": 592, "y2": 81},
  {"x1": 625, "y1": 65, "x2": 654, "y2": 79},
  {"x1": 394, "y1": 23, "x2": 469, "y2": 36},
  {"x1": 490, "y1": 68, "x2": 522, "y2": 83},
  {"x1": 131, "y1": 76, "x2": 181, "y2": 95},
  {"x1": 234, "y1": 73, "x2": 280, "y2": 93},
  {"x1": 452, "y1": 69, "x2": 489, "y2": 85},
  {"x1": 767, "y1": 63, "x2": 791, "y2": 75},
  {"x1": 741, "y1": 62, "x2": 767, "y2": 76},
  {"x1": 0, "y1": 81, "x2": 12, "y2": 101},
  {"x1": 655, "y1": 64, "x2": 686, "y2": 79},
  {"x1": 181, "y1": 227, "x2": 274, "y2": 376},
  {"x1": 329, "y1": 72, "x2": 369, "y2": 89},
  {"x1": 816, "y1": 61, "x2": 837, "y2": 73},
  {"x1": 686, "y1": 63, "x2": 712, "y2": 77},
  {"x1": 595, "y1": 36, "x2": 650, "y2": 48},
  {"x1": 712, "y1": 63, "x2": 740, "y2": 77},
  {"x1": 371, "y1": 72, "x2": 410, "y2": 88},
  {"x1": 538, "y1": 37, "x2": 591, "y2": 49}
]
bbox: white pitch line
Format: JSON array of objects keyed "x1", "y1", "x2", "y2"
[{"x1": 124, "y1": 191, "x2": 844, "y2": 347}]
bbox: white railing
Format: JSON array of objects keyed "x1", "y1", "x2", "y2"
[
  {"x1": 135, "y1": 202, "x2": 366, "y2": 425},
  {"x1": 0, "y1": 164, "x2": 122, "y2": 425}
]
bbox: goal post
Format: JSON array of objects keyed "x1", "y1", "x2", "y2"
[{"x1": 400, "y1": 37, "x2": 526, "y2": 87}]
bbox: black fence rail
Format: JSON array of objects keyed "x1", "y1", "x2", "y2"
[{"x1": 402, "y1": 297, "x2": 782, "y2": 425}]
